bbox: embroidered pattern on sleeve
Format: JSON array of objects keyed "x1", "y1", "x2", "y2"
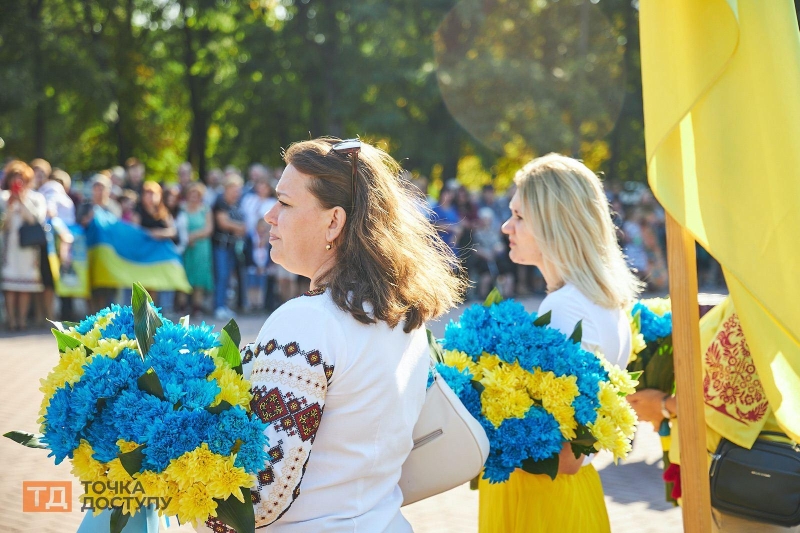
[{"x1": 205, "y1": 334, "x2": 335, "y2": 532}]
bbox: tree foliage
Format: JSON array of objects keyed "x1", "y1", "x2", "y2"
[{"x1": 0, "y1": 0, "x2": 651, "y2": 188}]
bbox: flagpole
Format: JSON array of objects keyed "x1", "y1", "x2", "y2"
[{"x1": 665, "y1": 213, "x2": 712, "y2": 532}]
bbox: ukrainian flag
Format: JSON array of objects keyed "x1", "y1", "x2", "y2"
[
  {"x1": 640, "y1": 0, "x2": 800, "y2": 441},
  {"x1": 86, "y1": 208, "x2": 192, "y2": 293}
]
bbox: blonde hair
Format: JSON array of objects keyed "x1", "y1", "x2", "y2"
[
  {"x1": 284, "y1": 137, "x2": 466, "y2": 332},
  {"x1": 515, "y1": 153, "x2": 642, "y2": 309}
]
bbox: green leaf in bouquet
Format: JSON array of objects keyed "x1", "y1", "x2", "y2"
[
  {"x1": 118, "y1": 446, "x2": 145, "y2": 477},
  {"x1": 623, "y1": 370, "x2": 644, "y2": 396},
  {"x1": 137, "y1": 369, "x2": 165, "y2": 400},
  {"x1": 110, "y1": 507, "x2": 131, "y2": 533},
  {"x1": 48, "y1": 319, "x2": 79, "y2": 332},
  {"x1": 215, "y1": 487, "x2": 256, "y2": 533},
  {"x1": 520, "y1": 455, "x2": 559, "y2": 480},
  {"x1": 3, "y1": 430, "x2": 48, "y2": 449},
  {"x1": 570, "y1": 425, "x2": 597, "y2": 448},
  {"x1": 471, "y1": 380, "x2": 485, "y2": 395},
  {"x1": 218, "y1": 329, "x2": 243, "y2": 375},
  {"x1": 645, "y1": 339, "x2": 675, "y2": 394},
  {"x1": 483, "y1": 287, "x2": 504, "y2": 307},
  {"x1": 570, "y1": 442, "x2": 597, "y2": 459},
  {"x1": 51, "y1": 328, "x2": 83, "y2": 352},
  {"x1": 569, "y1": 320, "x2": 583, "y2": 344},
  {"x1": 426, "y1": 329, "x2": 445, "y2": 364},
  {"x1": 132, "y1": 282, "x2": 162, "y2": 358},
  {"x1": 207, "y1": 400, "x2": 234, "y2": 414},
  {"x1": 179, "y1": 315, "x2": 190, "y2": 328},
  {"x1": 533, "y1": 310, "x2": 552, "y2": 327},
  {"x1": 223, "y1": 319, "x2": 242, "y2": 348}
]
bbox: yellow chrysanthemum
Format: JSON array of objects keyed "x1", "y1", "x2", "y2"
[
  {"x1": 205, "y1": 455, "x2": 255, "y2": 502},
  {"x1": 549, "y1": 404, "x2": 578, "y2": 440},
  {"x1": 106, "y1": 458, "x2": 134, "y2": 483},
  {"x1": 93, "y1": 337, "x2": 138, "y2": 359},
  {"x1": 641, "y1": 297, "x2": 671, "y2": 316},
  {"x1": 588, "y1": 415, "x2": 619, "y2": 453},
  {"x1": 177, "y1": 483, "x2": 218, "y2": 526},
  {"x1": 71, "y1": 440, "x2": 106, "y2": 481},
  {"x1": 134, "y1": 470, "x2": 170, "y2": 499},
  {"x1": 209, "y1": 366, "x2": 252, "y2": 409},
  {"x1": 116, "y1": 440, "x2": 140, "y2": 454},
  {"x1": 474, "y1": 353, "x2": 501, "y2": 381},
  {"x1": 39, "y1": 345, "x2": 88, "y2": 420},
  {"x1": 539, "y1": 373, "x2": 580, "y2": 411},
  {"x1": 442, "y1": 350, "x2": 477, "y2": 376},
  {"x1": 186, "y1": 444, "x2": 223, "y2": 486},
  {"x1": 481, "y1": 386, "x2": 533, "y2": 427},
  {"x1": 611, "y1": 433, "x2": 633, "y2": 461},
  {"x1": 163, "y1": 453, "x2": 197, "y2": 491}
]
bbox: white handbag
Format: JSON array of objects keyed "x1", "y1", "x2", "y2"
[{"x1": 399, "y1": 368, "x2": 490, "y2": 506}]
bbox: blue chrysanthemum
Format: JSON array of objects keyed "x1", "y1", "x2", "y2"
[{"x1": 633, "y1": 302, "x2": 672, "y2": 342}]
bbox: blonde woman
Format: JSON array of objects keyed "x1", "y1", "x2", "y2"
[
  {"x1": 479, "y1": 154, "x2": 642, "y2": 532},
  {"x1": 201, "y1": 138, "x2": 464, "y2": 532}
]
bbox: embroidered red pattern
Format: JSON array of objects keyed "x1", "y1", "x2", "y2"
[{"x1": 702, "y1": 313, "x2": 768, "y2": 424}]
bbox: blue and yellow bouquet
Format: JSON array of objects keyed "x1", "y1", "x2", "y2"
[
  {"x1": 627, "y1": 297, "x2": 673, "y2": 393},
  {"x1": 5, "y1": 284, "x2": 267, "y2": 533},
  {"x1": 626, "y1": 297, "x2": 676, "y2": 503},
  {"x1": 433, "y1": 290, "x2": 638, "y2": 483}
]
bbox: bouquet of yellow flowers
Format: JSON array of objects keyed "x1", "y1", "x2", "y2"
[
  {"x1": 433, "y1": 290, "x2": 638, "y2": 482},
  {"x1": 5, "y1": 284, "x2": 267, "y2": 533}
]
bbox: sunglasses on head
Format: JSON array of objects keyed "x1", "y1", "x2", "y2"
[{"x1": 330, "y1": 138, "x2": 362, "y2": 203}]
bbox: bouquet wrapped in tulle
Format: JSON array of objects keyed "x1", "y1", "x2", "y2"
[
  {"x1": 433, "y1": 290, "x2": 638, "y2": 483},
  {"x1": 5, "y1": 284, "x2": 268, "y2": 533}
]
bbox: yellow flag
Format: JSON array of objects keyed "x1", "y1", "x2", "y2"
[{"x1": 639, "y1": 0, "x2": 800, "y2": 441}]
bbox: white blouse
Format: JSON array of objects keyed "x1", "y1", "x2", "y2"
[
  {"x1": 205, "y1": 289, "x2": 429, "y2": 532},
  {"x1": 538, "y1": 283, "x2": 632, "y2": 369}
]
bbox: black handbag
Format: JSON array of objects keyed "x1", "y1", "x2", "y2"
[
  {"x1": 18, "y1": 221, "x2": 47, "y2": 248},
  {"x1": 709, "y1": 431, "x2": 800, "y2": 527}
]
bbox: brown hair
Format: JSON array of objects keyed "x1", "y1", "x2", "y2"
[
  {"x1": 2, "y1": 160, "x2": 35, "y2": 189},
  {"x1": 284, "y1": 137, "x2": 465, "y2": 332},
  {"x1": 141, "y1": 181, "x2": 170, "y2": 221}
]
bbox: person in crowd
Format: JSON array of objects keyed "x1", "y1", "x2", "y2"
[
  {"x1": 471, "y1": 207, "x2": 513, "y2": 299},
  {"x1": 40, "y1": 168, "x2": 76, "y2": 321},
  {"x1": 177, "y1": 161, "x2": 193, "y2": 200},
  {"x1": 30, "y1": 158, "x2": 51, "y2": 191},
  {"x1": 0, "y1": 160, "x2": 47, "y2": 331},
  {"x1": 118, "y1": 190, "x2": 138, "y2": 223},
  {"x1": 124, "y1": 157, "x2": 145, "y2": 195},
  {"x1": 640, "y1": 206, "x2": 668, "y2": 290},
  {"x1": 202, "y1": 137, "x2": 464, "y2": 532},
  {"x1": 628, "y1": 297, "x2": 799, "y2": 533},
  {"x1": 454, "y1": 184, "x2": 479, "y2": 268},
  {"x1": 477, "y1": 183, "x2": 508, "y2": 230},
  {"x1": 132, "y1": 181, "x2": 177, "y2": 313},
  {"x1": 246, "y1": 218, "x2": 271, "y2": 311},
  {"x1": 431, "y1": 181, "x2": 462, "y2": 257},
  {"x1": 162, "y1": 183, "x2": 186, "y2": 248},
  {"x1": 244, "y1": 163, "x2": 270, "y2": 197},
  {"x1": 241, "y1": 173, "x2": 277, "y2": 243},
  {"x1": 179, "y1": 182, "x2": 214, "y2": 316},
  {"x1": 89, "y1": 174, "x2": 122, "y2": 217},
  {"x1": 204, "y1": 167, "x2": 224, "y2": 206},
  {"x1": 622, "y1": 206, "x2": 649, "y2": 281},
  {"x1": 479, "y1": 153, "x2": 643, "y2": 532},
  {"x1": 212, "y1": 173, "x2": 246, "y2": 319}
]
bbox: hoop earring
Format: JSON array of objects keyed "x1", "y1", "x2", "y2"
[{"x1": 326, "y1": 243, "x2": 332, "y2": 250}]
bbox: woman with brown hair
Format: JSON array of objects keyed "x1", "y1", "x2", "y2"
[
  {"x1": 0, "y1": 160, "x2": 47, "y2": 331},
  {"x1": 202, "y1": 138, "x2": 465, "y2": 532}
]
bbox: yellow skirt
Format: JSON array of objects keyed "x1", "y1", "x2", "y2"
[{"x1": 478, "y1": 464, "x2": 610, "y2": 533}]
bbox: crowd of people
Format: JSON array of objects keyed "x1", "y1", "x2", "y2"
[{"x1": 0, "y1": 156, "x2": 721, "y2": 331}]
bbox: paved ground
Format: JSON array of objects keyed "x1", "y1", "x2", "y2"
[{"x1": 0, "y1": 296, "x2": 682, "y2": 532}]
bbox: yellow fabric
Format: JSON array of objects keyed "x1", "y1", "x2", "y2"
[
  {"x1": 88, "y1": 245, "x2": 192, "y2": 293},
  {"x1": 669, "y1": 297, "x2": 782, "y2": 466},
  {"x1": 639, "y1": 0, "x2": 800, "y2": 442},
  {"x1": 478, "y1": 465, "x2": 610, "y2": 532}
]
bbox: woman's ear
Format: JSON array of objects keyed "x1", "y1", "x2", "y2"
[{"x1": 325, "y1": 206, "x2": 347, "y2": 244}]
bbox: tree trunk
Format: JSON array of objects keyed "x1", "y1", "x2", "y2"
[
  {"x1": 181, "y1": 0, "x2": 207, "y2": 180},
  {"x1": 29, "y1": 0, "x2": 46, "y2": 157}
]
